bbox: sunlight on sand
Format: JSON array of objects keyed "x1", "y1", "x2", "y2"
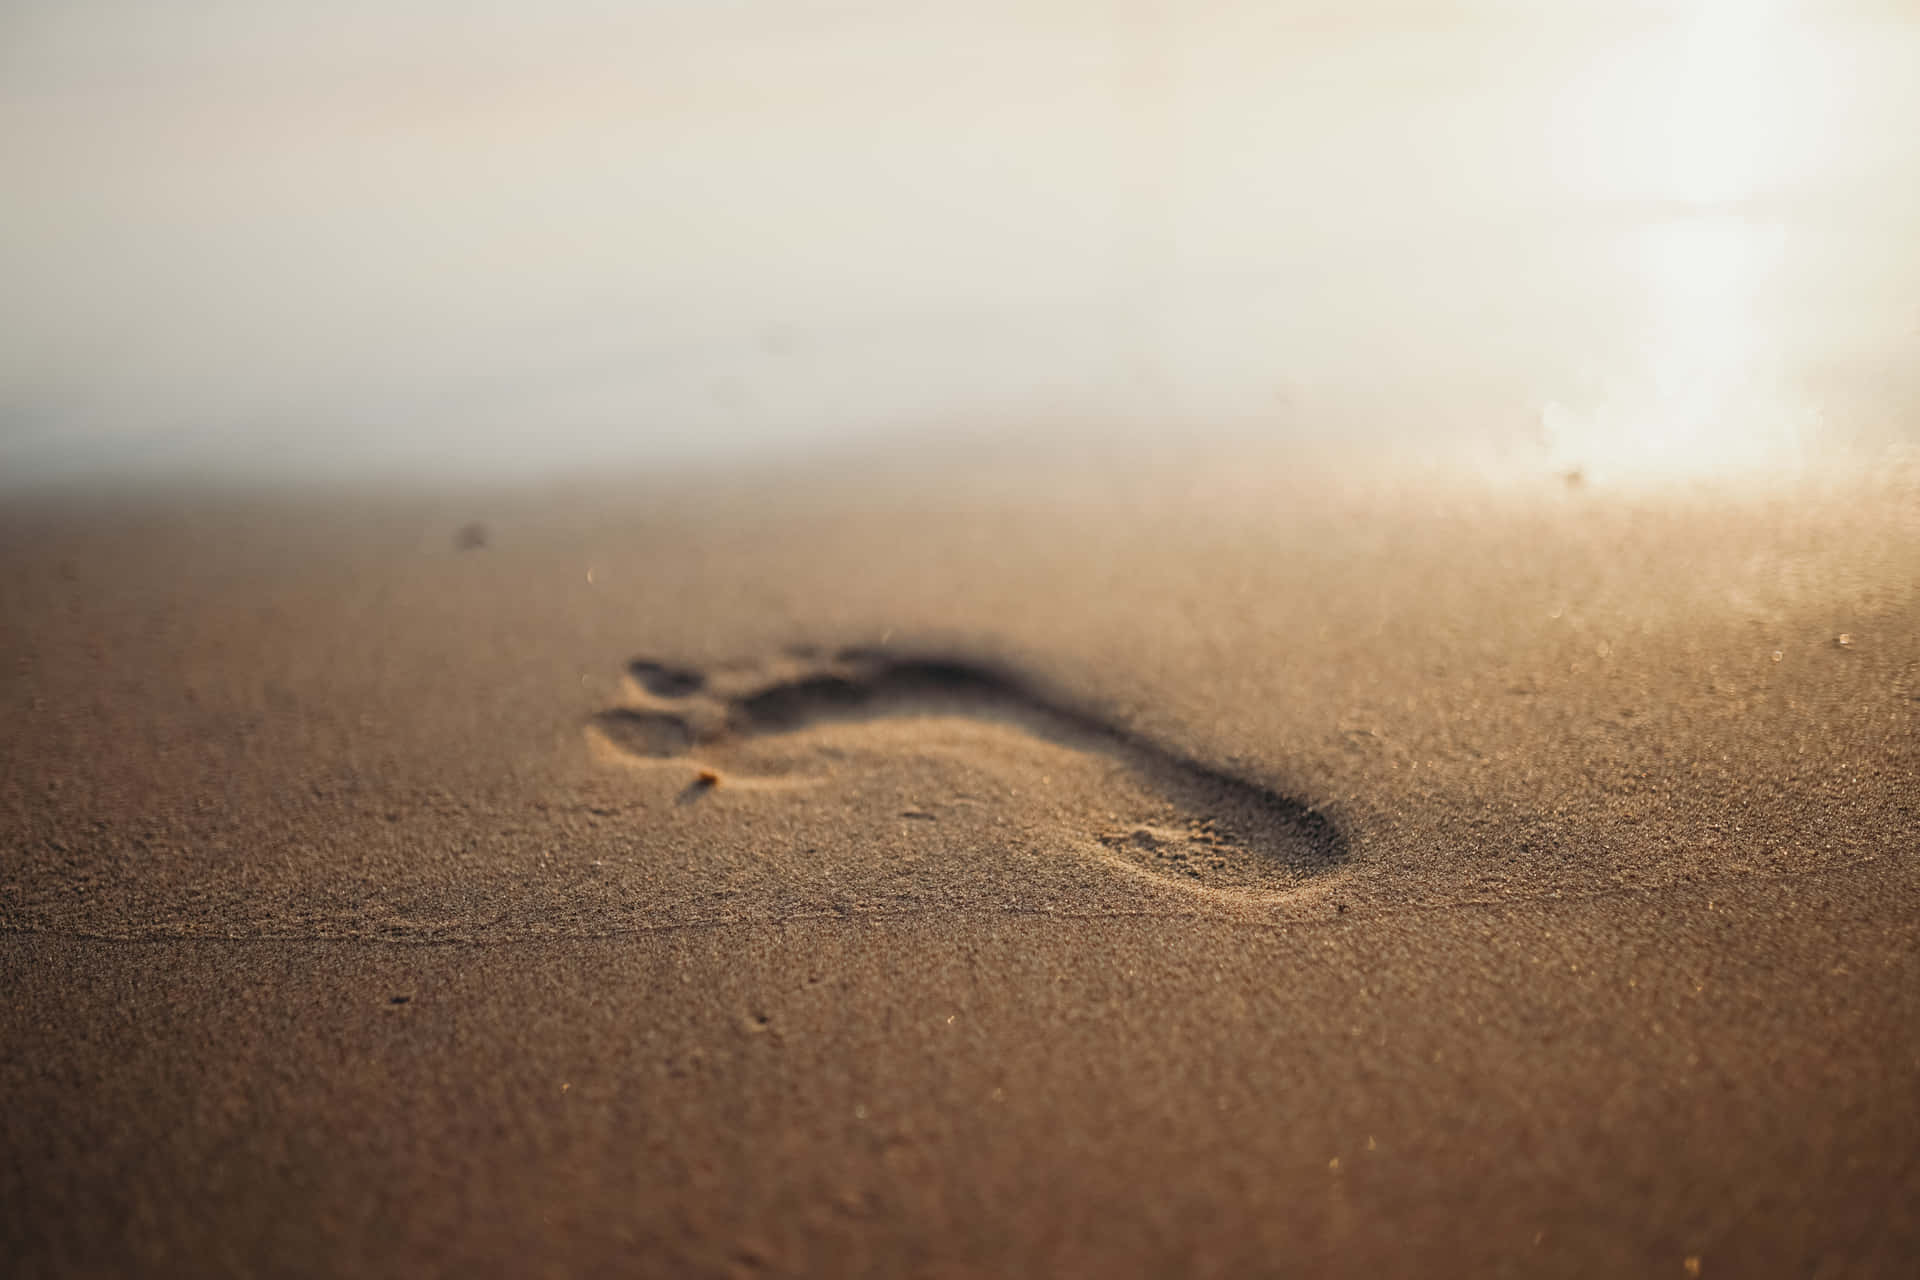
[
  {"x1": 1541, "y1": 0, "x2": 1836, "y2": 484},
  {"x1": 1540, "y1": 214, "x2": 1809, "y2": 486},
  {"x1": 1553, "y1": 0, "x2": 1841, "y2": 206}
]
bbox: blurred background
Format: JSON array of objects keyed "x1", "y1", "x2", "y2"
[{"x1": 4, "y1": 0, "x2": 1918, "y2": 488}]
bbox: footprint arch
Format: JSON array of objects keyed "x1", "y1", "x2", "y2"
[{"x1": 590, "y1": 647, "x2": 1347, "y2": 897}]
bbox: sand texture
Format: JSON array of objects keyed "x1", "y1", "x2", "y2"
[{"x1": 4, "y1": 453, "x2": 1918, "y2": 1275}]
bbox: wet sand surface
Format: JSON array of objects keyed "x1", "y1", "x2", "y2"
[{"x1": 4, "y1": 450, "x2": 1918, "y2": 1275}]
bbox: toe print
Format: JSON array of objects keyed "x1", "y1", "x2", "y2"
[
  {"x1": 589, "y1": 648, "x2": 1346, "y2": 897},
  {"x1": 590, "y1": 708, "x2": 696, "y2": 757}
]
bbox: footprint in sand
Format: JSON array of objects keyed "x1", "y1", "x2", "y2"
[{"x1": 589, "y1": 647, "x2": 1346, "y2": 897}]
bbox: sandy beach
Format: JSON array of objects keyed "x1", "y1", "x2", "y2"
[
  {"x1": 9, "y1": 0, "x2": 1920, "y2": 1271},
  {"x1": 4, "y1": 447, "x2": 1916, "y2": 1275}
]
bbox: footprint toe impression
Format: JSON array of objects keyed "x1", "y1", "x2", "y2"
[
  {"x1": 591, "y1": 708, "x2": 695, "y2": 758},
  {"x1": 590, "y1": 649, "x2": 1345, "y2": 897}
]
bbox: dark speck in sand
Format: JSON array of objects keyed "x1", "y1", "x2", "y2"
[{"x1": 455, "y1": 522, "x2": 489, "y2": 551}]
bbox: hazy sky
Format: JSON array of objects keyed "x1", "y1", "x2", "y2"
[{"x1": 5, "y1": 1, "x2": 1918, "y2": 483}]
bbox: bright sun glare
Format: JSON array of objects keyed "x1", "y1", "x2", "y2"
[
  {"x1": 1542, "y1": 215, "x2": 1805, "y2": 484},
  {"x1": 1555, "y1": 0, "x2": 1827, "y2": 207},
  {"x1": 1543, "y1": 0, "x2": 1829, "y2": 483}
]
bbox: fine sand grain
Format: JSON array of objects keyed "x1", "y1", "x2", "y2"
[{"x1": 3, "y1": 447, "x2": 1917, "y2": 1275}]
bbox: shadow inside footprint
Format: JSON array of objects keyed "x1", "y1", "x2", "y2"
[
  {"x1": 592, "y1": 708, "x2": 694, "y2": 757},
  {"x1": 592, "y1": 648, "x2": 1347, "y2": 894},
  {"x1": 627, "y1": 660, "x2": 706, "y2": 698}
]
